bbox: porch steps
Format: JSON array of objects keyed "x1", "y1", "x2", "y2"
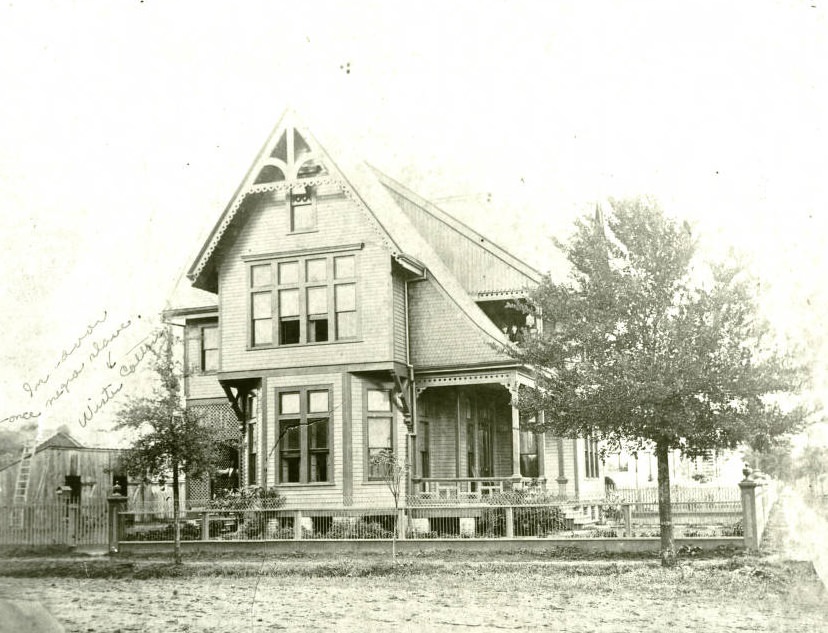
[{"x1": 562, "y1": 504, "x2": 598, "y2": 530}]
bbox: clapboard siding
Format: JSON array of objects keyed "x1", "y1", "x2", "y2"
[{"x1": 218, "y1": 189, "x2": 393, "y2": 373}]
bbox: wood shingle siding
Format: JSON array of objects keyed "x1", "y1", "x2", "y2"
[
  {"x1": 408, "y1": 278, "x2": 512, "y2": 368},
  {"x1": 217, "y1": 190, "x2": 394, "y2": 373}
]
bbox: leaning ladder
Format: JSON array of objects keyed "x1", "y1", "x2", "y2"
[{"x1": 11, "y1": 440, "x2": 36, "y2": 528}]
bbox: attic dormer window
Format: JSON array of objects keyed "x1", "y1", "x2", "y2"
[{"x1": 290, "y1": 186, "x2": 316, "y2": 232}]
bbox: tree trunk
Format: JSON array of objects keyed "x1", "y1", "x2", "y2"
[
  {"x1": 655, "y1": 439, "x2": 676, "y2": 567},
  {"x1": 172, "y1": 463, "x2": 182, "y2": 565},
  {"x1": 392, "y1": 496, "x2": 397, "y2": 561}
]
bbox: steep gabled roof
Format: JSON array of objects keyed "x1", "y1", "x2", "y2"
[
  {"x1": 185, "y1": 109, "x2": 533, "y2": 361},
  {"x1": 370, "y1": 167, "x2": 542, "y2": 295}
]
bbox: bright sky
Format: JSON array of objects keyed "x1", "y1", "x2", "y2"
[{"x1": 1, "y1": 1, "x2": 826, "y2": 446}]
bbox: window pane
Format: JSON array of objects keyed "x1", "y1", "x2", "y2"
[
  {"x1": 520, "y1": 454, "x2": 539, "y2": 478},
  {"x1": 308, "y1": 317, "x2": 328, "y2": 343},
  {"x1": 252, "y1": 292, "x2": 272, "y2": 318},
  {"x1": 306, "y1": 258, "x2": 326, "y2": 282},
  {"x1": 279, "y1": 289, "x2": 299, "y2": 317},
  {"x1": 310, "y1": 452, "x2": 328, "y2": 482},
  {"x1": 307, "y1": 287, "x2": 327, "y2": 314},
  {"x1": 281, "y1": 455, "x2": 300, "y2": 483},
  {"x1": 308, "y1": 390, "x2": 329, "y2": 413},
  {"x1": 280, "y1": 319, "x2": 300, "y2": 345},
  {"x1": 292, "y1": 202, "x2": 315, "y2": 231},
  {"x1": 309, "y1": 418, "x2": 328, "y2": 448},
  {"x1": 202, "y1": 326, "x2": 218, "y2": 349},
  {"x1": 334, "y1": 255, "x2": 355, "y2": 279},
  {"x1": 251, "y1": 264, "x2": 272, "y2": 287},
  {"x1": 367, "y1": 389, "x2": 391, "y2": 412},
  {"x1": 519, "y1": 431, "x2": 537, "y2": 453},
  {"x1": 336, "y1": 311, "x2": 356, "y2": 339},
  {"x1": 203, "y1": 349, "x2": 218, "y2": 372},
  {"x1": 281, "y1": 421, "x2": 300, "y2": 450},
  {"x1": 280, "y1": 393, "x2": 300, "y2": 415},
  {"x1": 278, "y1": 261, "x2": 299, "y2": 285},
  {"x1": 335, "y1": 284, "x2": 356, "y2": 311},
  {"x1": 253, "y1": 320, "x2": 272, "y2": 345},
  {"x1": 368, "y1": 417, "x2": 392, "y2": 449}
]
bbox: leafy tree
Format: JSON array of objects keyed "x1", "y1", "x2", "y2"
[
  {"x1": 511, "y1": 198, "x2": 808, "y2": 566},
  {"x1": 795, "y1": 444, "x2": 828, "y2": 494},
  {"x1": 742, "y1": 438, "x2": 794, "y2": 482},
  {"x1": 114, "y1": 327, "x2": 220, "y2": 564}
]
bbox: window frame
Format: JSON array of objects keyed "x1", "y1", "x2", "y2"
[
  {"x1": 364, "y1": 384, "x2": 395, "y2": 482},
  {"x1": 185, "y1": 319, "x2": 219, "y2": 376},
  {"x1": 248, "y1": 250, "x2": 359, "y2": 349},
  {"x1": 584, "y1": 436, "x2": 600, "y2": 479},
  {"x1": 289, "y1": 186, "x2": 318, "y2": 234},
  {"x1": 274, "y1": 385, "x2": 334, "y2": 486}
]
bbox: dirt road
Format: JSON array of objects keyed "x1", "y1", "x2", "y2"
[{"x1": 1, "y1": 562, "x2": 826, "y2": 632}]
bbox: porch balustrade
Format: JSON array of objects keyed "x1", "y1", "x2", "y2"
[{"x1": 412, "y1": 477, "x2": 546, "y2": 502}]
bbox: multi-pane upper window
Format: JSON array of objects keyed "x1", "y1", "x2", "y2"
[
  {"x1": 366, "y1": 388, "x2": 393, "y2": 480},
  {"x1": 250, "y1": 253, "x2": 357, "y2": 347},
  {"x1": 277, "y1": 387, "x2": 331, "y2": 484}
]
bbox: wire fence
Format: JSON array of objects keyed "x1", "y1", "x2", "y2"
[{"x1": 116, "y1": 496, "x2": 744, "y2": 543}]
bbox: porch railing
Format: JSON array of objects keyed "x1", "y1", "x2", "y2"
[{"x1": 412, "y1": 477, "x2": 546, "y2": 503}]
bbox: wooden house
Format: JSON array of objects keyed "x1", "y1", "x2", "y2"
[{"x1": 165, "y1": 110, "x2": 604, "y2": 510}]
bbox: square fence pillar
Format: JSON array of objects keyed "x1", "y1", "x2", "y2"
[
  {"x1": 293, "y1": 510, "x2": 304, "y2": 540},
  {"x1": 201, "y1": 512, "x2": 211, "y2": 541},
  {"x1": 622, "y1": 503, "x2": 632, "y2": 537},
  {"x1": 505, "y1": 506, "x2": 515, "y2": 538},
  {"x1": 107, "y1": 495, "x2": 128, "y2": 554},
  {"x1": 740, "y1": 479, "x2": 759, "y2": 550}
]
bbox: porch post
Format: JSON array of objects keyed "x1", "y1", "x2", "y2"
[
  {"x1": 556, "y1": 437, "x2": 568, "y2": 497},
  {"x1": 510, "y1": 399, "x2": 522, "y2": 481},
  {"x1": 536, "y1": 410, "x2": 546, "y2": 483}
]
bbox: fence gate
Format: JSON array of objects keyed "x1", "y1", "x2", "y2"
[{"x1": 1, "y1": 502, "x2": 109, "y2": 548}]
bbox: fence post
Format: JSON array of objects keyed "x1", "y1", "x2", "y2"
[
  {"x1": 397, "y1": 509, "x2": 407, "y2": 540},
  {"x1": 739, "y1": 479, "x2": 759, "y2": 550},
  {"x1": 293, "y1": 510, "x2": 303, "y2": 540},
  {"x1": 107, "y1": 495, "x2": 128, "y2": 554},
  {"x1": 505, "y1": 506, "x2": 514, "y2": 538},
  {"x1": 622, "y1": 503, "x2": 632, "y2": 537},
  {"x1": 201, "y1": 512, "x2": 211, "y2": 541}
]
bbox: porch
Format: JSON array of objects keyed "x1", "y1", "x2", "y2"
[{"x1": 408, "y1": 371, "x2": 554, "y2": 502}]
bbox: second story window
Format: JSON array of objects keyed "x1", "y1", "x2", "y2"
[
  {"x1": 185, "y1": 320, "x2": 219, "y2": 375},
  {"x1": 249, "y1": 252, "x2": 358, "y2": 348},
  {"x1": 201, "y1": 326, "x2": 219, "y2": 372}
]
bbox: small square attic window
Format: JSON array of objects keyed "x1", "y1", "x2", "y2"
[{"x1": 290, "y1": 186, "x2": 316, "y2": 232}]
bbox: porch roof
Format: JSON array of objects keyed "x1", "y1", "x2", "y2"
[{"x1": 414, "y1": 365, "x2": 535, "y2": 394}]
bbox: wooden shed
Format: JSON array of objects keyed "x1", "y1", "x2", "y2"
[{"x1": 0, "y1": 432, "x2": 128, "y2": 506}]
